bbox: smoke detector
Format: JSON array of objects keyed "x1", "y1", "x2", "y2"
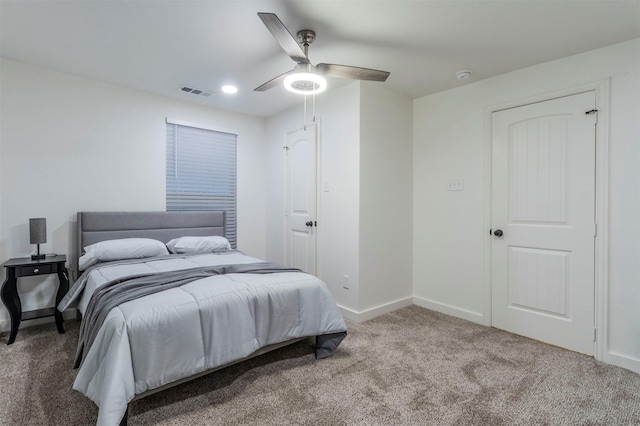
[{"x1": 455, "y1": 70, "x2": 472, "y2": 80}]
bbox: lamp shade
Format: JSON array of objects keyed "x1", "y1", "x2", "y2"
[{"x1": 29, "y1": 218, "x2": 47, "y2": 244}]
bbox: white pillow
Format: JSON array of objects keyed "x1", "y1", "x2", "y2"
[
  {"x1": 166, "y1": 236, "x2": 231, "y2": 254},
  {"x1": 78, "y1": 238, "x2": 169, "y2": 271}
]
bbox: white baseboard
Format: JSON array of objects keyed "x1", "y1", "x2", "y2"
[
  {"x1": 413, "y1": 296, "x2": 485, "y2": 325},
  {"x1": 605, "y1": 351, "x2": 640, "y2": 375},
  {"x1": 338, "y1": 297, "x2": 414, "y2": 323},
  {"x1": 0, "y1": 310, "x2": 77, "y2": 334}
]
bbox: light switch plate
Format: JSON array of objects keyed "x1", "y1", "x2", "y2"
[{"x1": 447, "y1": 178, "x2": 464, "y2": 191}]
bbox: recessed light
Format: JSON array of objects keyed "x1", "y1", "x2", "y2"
[{"x1": 221, "y1": 85, "x2": 238, "y2": 94}]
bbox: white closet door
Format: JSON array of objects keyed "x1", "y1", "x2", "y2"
[
  {"x1": 491, "y1": 91, "x2": 596, "y2": 355},
  {"x1": 285, "y1": 124, "x2": 317, "y2": 274}
]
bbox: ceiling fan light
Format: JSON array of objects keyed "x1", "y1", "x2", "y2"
[{"x1": 284, "y1": 72, "x2": 327, "y2": 95}]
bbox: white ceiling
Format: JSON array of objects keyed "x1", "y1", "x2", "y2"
[{"x1": 1, "y1": 0, "x2": 639, "y2": 117}]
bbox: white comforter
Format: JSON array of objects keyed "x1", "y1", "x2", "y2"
[{"x1": 59, "y1": 253, "x2": 347, "y2": 426}]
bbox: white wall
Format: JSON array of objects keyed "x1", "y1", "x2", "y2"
[
  {"x1": 0, "y1": 60, "x2": 3, "y2": 277},
  {"x1": 265, "y1": 83, "x2": 361, "y2": 312},
  {"x1": 413, "y1": 38, "x2": 640, "y2": 371},
  {"x1": 0, "y1": 58, "x2": 267, "y2": 331},
  {"x1": 315, "y1": 84, "x2": 362, "y2": 312},
  {"x1": 266, "y1": 82, "x2": 414, "y2": 318},
  {"x1": 359, "y1": 82, "x2": 413, "y2": 313}
]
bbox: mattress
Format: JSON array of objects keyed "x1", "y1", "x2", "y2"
[{"x1": 59, "y1": 252, "x2": 347, "y2": 425}]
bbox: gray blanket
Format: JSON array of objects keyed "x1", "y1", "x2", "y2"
[
  {"x1": 75, "y1": 262, "x2": 301, "y2": 368},
  {"x1": 66, "y1": 252, "x2": 348, "y2": 426}
]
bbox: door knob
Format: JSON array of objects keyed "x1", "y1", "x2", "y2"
[
  {"x1": 493, "y1": 229, "x2": 504, "y2": 237},
  {"x1": 305, "y1": 221, "x2": 313, "y2": 227}
]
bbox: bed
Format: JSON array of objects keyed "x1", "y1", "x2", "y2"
[{"x1": 58, "y1": 211, "x2": 347, "y2": 426}]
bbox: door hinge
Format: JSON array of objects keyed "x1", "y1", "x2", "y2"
[
  {"x1": 594, "y1": 223, "x2": 597, "y2": 237},
  {"x1": 593, "y1": 328, "x2": 597, "y2": 342}
]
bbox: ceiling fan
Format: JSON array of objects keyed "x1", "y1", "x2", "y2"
[{"x1": 254, "y1": 12, "x2": 390, "y2": 94}]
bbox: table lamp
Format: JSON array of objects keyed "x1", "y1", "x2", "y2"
[{"x1": 29, "y1": 218, "x2": 47, "y2": 260}]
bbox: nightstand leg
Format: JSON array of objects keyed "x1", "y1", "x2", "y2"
[
  {"x1": 55, "y1": 268, "x2": 69, "y2": 334},
  {"x1": 1, "y1": 274, "x2": 21, "y2": 345}
]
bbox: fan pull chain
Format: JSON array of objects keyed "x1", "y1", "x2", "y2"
[
  {"x1": 303, "y1": 92, "x2": 307, "y2": 131},
  {"x1": 312, "y1": 91, "x2": 316, "y2": 122},
  {"x1": 301, "y1": 82, "x2": 319, "y2": 131}
]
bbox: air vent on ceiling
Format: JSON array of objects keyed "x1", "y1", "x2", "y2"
[{"x1": 179, "y1": 86, "x2": 214, "y2": 97}]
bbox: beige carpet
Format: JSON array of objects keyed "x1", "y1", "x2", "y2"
[{"x1": 2, "y1": 305, "x2": 640, "y2": 425}]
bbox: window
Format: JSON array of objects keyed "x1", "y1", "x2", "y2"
[{"x1": 166, "y1": 121, "x2": 237, "y2": 248}]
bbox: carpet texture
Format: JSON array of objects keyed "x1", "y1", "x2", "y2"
[{"x1": 2, "y1": 305, "x2": 640, "y2": 425}]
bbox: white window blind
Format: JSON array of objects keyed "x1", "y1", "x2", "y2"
[{"x1": 166, "y1": 122, "x2": 237, "y2": 248}]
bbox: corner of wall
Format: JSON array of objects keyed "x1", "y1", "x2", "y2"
[
  {"x1": 412, "y1": 38, "x2": 640, "y2": 371},
  {"x1": 358, "y1": 83, "x2": 414, "y2": 312}
]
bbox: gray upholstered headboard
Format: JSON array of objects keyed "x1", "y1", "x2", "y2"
[{"x1": 77, "y1": 211, "x2": 226, "y2": 256}]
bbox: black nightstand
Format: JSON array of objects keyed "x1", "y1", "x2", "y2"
[{"x1": 1, "y1": 255, "x2": 69, "y2": 344}]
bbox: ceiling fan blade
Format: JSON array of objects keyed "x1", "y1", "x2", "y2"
[
  {"x1": 258, "y1": 13, "x2": 309, "y2": 64},
  {"x1": 254, "y1": 70, "x2": 293, "y2": 92},
  {"x1": 316, "y1": 63, "x2": 390, "y2": 82}
]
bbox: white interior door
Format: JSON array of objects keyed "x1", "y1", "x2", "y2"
[
  {"x1": 491, "y1": 91, "x2": 596, "y2": 355},
  {"x1": 285, "y1": 124, "x2": 317, "y2": 274}
]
